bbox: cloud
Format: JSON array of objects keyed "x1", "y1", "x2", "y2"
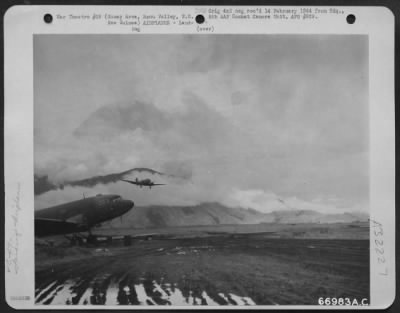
[
  {"x1": 35, "y1": 181, "x2": 366, "y2": 215},
  {"x1": 34, "y1": 34, "x2": 369, "y2": 212},
  {"x1": 223, "y1": 189, "x2": 288, "y2": 213},
  {"x1": 223, "y1": 188, "x2": 367, "y2": 214},
  {"x1": 35, "y1": 89, "x2": 239, "y2": 182},
  {"x1": 161, "y1": 160, "x2": 193, "y2": 181}
]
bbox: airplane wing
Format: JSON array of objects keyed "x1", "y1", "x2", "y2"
[
  {"x1": 121, "y1": 179, "x2": 139, "y2": 185},
  {"x1": 35, "y1": 218, "x2": 88, "y2": 237},
  {"x1": 152, "y1": 183, "x2": 166, "y2": 186}
]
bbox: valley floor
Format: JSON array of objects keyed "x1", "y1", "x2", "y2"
[{"x1": 35, "y1": 229, "x2": 370, "y2": 306}]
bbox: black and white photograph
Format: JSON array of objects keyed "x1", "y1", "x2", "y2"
[{"x1": 32, "y1": 33, "x2": 371, "y2": 306}]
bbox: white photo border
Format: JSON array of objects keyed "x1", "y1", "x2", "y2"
[{"x1": 4, "y1": 5, "x2": 395, "y2": 309}]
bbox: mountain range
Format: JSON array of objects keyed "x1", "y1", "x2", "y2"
[
  {"x1": 102, "y1": 202, "x2": 368, "y2": 229},
  {"x1": 35, "y1": 169, "x2": 368, "y2": 227}
]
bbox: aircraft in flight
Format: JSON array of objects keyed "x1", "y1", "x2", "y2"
[
  {"x1": 35, "y1": 194, "x2": 134, "y2": 237},
  {"x1": 121, "y1": 178, "x2": 166, "y2": 189}
]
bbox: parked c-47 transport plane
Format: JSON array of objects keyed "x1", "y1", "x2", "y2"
[
  {"x1": 121, "y1": 178, "x2": 166, "y2": 189},
  {"x1": 35, "y1": 194, "x2": 134, "y2": 237}
]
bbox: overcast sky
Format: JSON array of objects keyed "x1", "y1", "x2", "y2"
[{"x1": 34, "y1": 34, "x2": 368, "y2": 213}]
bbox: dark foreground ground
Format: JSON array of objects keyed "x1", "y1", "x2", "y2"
[{"x1": 35, "y1": 226, "x2": 369, "y2": 306}]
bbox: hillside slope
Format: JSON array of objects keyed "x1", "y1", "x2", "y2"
[{"x1": 102, "y1": 202, "x2": 368, "y2": 229}]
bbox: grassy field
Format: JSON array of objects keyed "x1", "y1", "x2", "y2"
[
  {"x1": 35, "y1": 225, "x2": 369, "y2": 306},
  {"x1": 98, "y1": 221, "x2": 369, "y2": 239}
]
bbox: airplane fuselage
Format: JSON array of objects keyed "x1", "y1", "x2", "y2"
[{"x1": 35, "y1": 194, "x2": 134, "y2": 237}]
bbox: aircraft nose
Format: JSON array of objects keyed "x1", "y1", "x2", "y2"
[
  {"x1": 122, "y1": 199, "x2": 134, "y2": 212},
  {"x1": 113, "y1": 199, "x2": 134, "y2": 217},
  {"x1": 127, "y1": 200, "x2": 134, "y2": 209}
]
